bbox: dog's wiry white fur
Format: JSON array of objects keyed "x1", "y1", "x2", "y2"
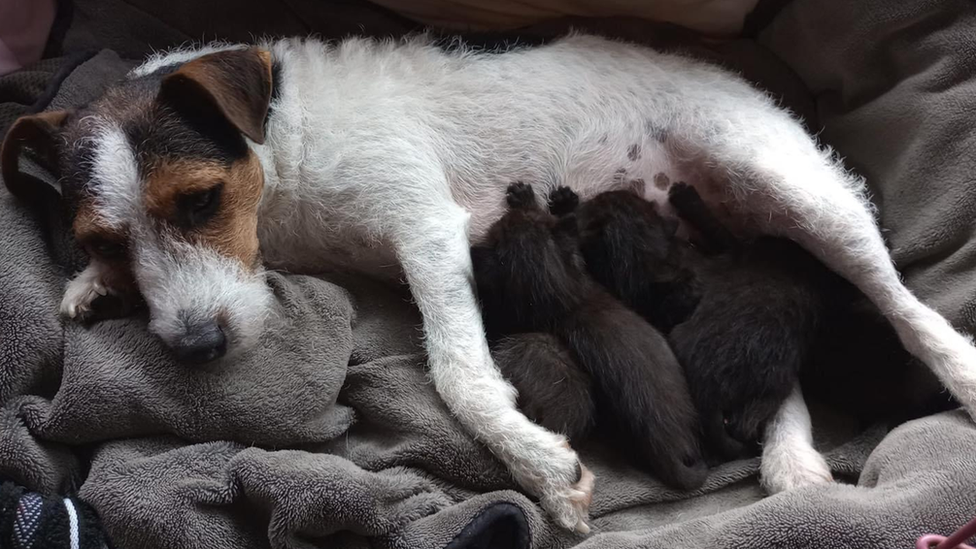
[
  {"x1": 67, "y1": 33, "x2": 976, "y2": 530},
  {"x1": 760, "y1": 384, "x2": 833, "y2": 492},
  {"x1": 135, "y1": 235, "x2": 272, "y2": 353},
  {"x1": 129, "y1": 42, "x2": 246, "y2": 78},
  {"x1": 87, "y1": 120, "x2": 141, "y2": 229}
]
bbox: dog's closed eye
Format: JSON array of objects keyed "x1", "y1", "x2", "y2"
[
  {"x1": 176, "y1": 183, "x2": 223, "y2": 229},
  {"x1": 84, "y1": 237, "x2": 126, "y2": 260}
]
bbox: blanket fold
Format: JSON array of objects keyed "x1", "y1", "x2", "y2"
[{"x1": 81, "y1": 438, "x2": 458, "y2": 548}]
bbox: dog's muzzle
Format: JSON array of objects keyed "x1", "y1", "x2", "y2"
[{"x1": 173, "y1": 317, "x2": 227, "y2": 364}]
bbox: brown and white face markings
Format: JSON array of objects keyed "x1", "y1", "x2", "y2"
[{"x1": 2, "y1": 47, "x2": 276, "y2": 363}]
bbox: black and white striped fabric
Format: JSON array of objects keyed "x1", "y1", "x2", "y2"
[{"x1": 0, "y1": 481, "x2": 109, "y2": 549}]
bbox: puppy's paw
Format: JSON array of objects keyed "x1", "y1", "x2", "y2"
[
  {"x1": 669, "y1": 180, "x2": 714, "y2": 216},
  {"x1": 60, "y1": 267, "x2": 110, "y2": 321},
  {"x1": 506, "y1": 182, "x2": 536, "y2": 209},
  {"x1": 509, "y1": 436, "x2": 594, "y2": 535},
  {"x1": 667, "y1": 180, "x2": 692, "y2": 197},
  {"x1": 548, "y1": 186, "x2": 579, "y2": 217},
  {"x1": 760, "y1": 439, "x2": 833, "y2": 494}
]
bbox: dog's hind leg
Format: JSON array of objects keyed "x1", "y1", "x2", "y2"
[
  {"x1": 760, "y1": 383, "x2": 832, "y2": 493},
  {"x1": 393, "y1": 198, "x2": 594, "y2": 533},
  {"x1": 686, "y1": 105, "x2": 976, "y2": 490}
]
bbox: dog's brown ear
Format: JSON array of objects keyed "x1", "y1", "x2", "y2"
[
  {"x1": 160, "y1": 48, "x2": 273, "y2": 144},
  {"x1": 1, "y1": 110, "x2": 69, "y2": 201}
]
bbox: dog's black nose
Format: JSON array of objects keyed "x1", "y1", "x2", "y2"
[{"x1": 174, "y1": 321, "x2": 227, "y2": 364}]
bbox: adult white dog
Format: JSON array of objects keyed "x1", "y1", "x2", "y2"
[{"x1": 4, "y1": 33, "x2": 974, "y2": 533}]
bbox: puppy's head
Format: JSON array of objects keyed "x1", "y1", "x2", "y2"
[
  {"x1": 575, "y1": 190, "x2": 681, "y2": 286},
  {"x1": 2, "y1": 47, "x2": 276, "y2": 364}
]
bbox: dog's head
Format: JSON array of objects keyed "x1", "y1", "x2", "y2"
[{"x1": 1, "y1": 47, "x2": 276, "y2": 364}]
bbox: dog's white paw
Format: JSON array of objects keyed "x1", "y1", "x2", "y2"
[
  {"x1": 60, "y1": 265, "x2": 110, "y2": 320},
  {"x1": 760, "y1": 439, "x2": 833, "y2": 494},
  {"x1": 539, "y1": 461, "x2": 594, "y2": 534},
  {"x1": 508, "y1": 437, "x2": 594, "y2": 534}
]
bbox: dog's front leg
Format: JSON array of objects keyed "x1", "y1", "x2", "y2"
[
  {"x1": 394, "y1": 202, "x2": 594, "y2": 533},
  {"x1": 760, "y1": 383, "x2": 832, "y2": 493},
  {"x1": 61, "y1": 260, "x2": 140, "y2": 321}
]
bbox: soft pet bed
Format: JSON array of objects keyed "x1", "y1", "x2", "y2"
[{"x1": 1, "y1": 0, "x2": 976, "y2": 547}]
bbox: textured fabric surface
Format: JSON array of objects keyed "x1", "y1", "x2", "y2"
[
  {"x1": 761, "y1": 0, "x2": 976, "y2": 332},
  {"x1": 1, "y1": 0, "x2": 975, "y2": 547},
  {"x1": 365, "y1": 0, "x2": 758, "y2": 36}
]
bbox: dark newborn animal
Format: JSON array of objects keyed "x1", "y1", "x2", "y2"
[
  {"x1": 472, "y1": 182, "x2": 706, "y2": 490},
  {"x1": 491, "y1": 333, "x2": 596, "y2": 442},
  {"x1": 565, "y1": 183, "x2": 828, "y2": 460},
  {"x1": 803, "y1": 279, "x2": 956, "y2": 427}
]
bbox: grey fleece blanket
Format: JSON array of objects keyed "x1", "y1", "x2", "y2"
[{"x1": 2, "y1": 0, "x2": 976, "y2": 547}]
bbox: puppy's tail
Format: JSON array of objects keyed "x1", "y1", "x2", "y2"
[{"x1": 560, "y1": 298, "x2": 707, "y2": 491}]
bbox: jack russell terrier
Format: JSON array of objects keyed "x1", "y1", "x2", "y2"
[{"x1": 3, "y1": 34, "x2": 975, "y2": 534}]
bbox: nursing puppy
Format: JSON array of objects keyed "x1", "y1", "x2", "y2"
[
  {"x1": 804, "y1": 278, "x2": 958, "y2": 427},
  {"x1": 561, "y1": 183, "x2": 825, "y2": 459},
  {"x1": 668, "y1": 183, "x2": 830, "y2": 457},
  {"x1": 473, "y1": 182, "x2": 706, "y2": 490},
  {"x1": 667, "y1": 183, "x2": 956, "y2": 434},
  {"x1": 548, "y1": 186, "x2": 699, "y2": 336},
  {"x1": 491, "y1": 333, "x2": 596, "y2": 443},
  {"x1": 4, "y1": 33, "x2": 976, "y2": 530}
]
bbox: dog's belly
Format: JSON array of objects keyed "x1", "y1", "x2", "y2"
[
  {"x1": 457, "y1": 137, "x2": 737, "y2": 243},
  {"x1": 261, "y1": 141, "x2": 738, "y2": 276}
]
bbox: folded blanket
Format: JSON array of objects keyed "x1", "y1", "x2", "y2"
[
  {"x1": 1, "y1": 0, "x2": 976, "y2": 548},
  {"x1": 0, "y1": 0, "x2": 56, "y2": 77}
]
